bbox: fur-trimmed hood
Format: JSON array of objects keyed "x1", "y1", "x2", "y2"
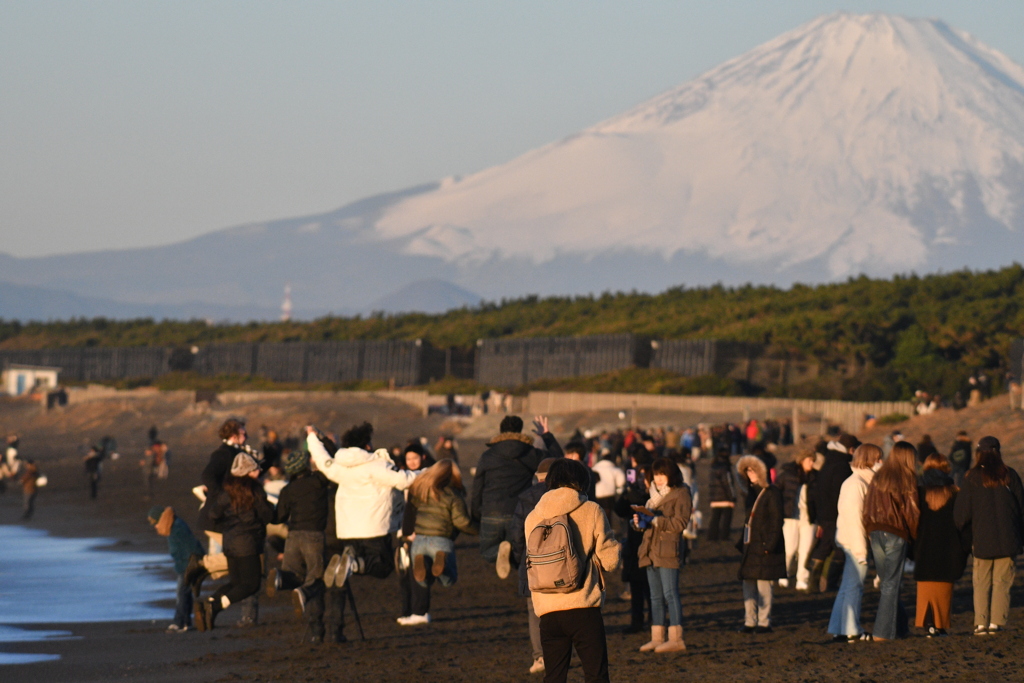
[
  {"x1": 487, "y1": 432, "x2": 535, "y2": 447},
  {"x1": 737, "y1": 455, "x2": 769, "y2": 488}
]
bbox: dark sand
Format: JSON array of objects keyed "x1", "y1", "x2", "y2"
[{"x1": 1, "y1": 392, "x2": 1023, "y2": 681}]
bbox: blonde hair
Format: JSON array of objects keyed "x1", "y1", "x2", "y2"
[
  {"x1": 851, "y1": 443, "x2": 882, "y2": 470},
  {"x1": 409, "y1": 459, "x2": 463, "y2": 502}
]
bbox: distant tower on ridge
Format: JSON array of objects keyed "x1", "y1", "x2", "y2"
[{"x1": 281, "y1": 283, "x2": 293, "y2": 322}]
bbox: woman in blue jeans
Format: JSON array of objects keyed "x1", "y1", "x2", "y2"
[
  {"x1": 862, "y1": 441, "x2": 920, "y2": 641},
  {"x1": 634, "y1": 457, "x2": 692, "y2": 653},
  {"x1": 399, "y1": 459, "x2": 477, "y2": 625}
]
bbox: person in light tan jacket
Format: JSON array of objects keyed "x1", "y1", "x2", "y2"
[{"x1": 525, "y1": 459, "x2": 620, "y2": 683}]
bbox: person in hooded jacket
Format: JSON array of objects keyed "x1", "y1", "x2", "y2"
[
  {"x1": 914, "y1": 453, "x2": 968, "y2": 637},
  {"x1": 195, "y1": 452, "x2": 274, "y2": 631},
  {"x1": 954, "y1": 436, "x2": 1024, "y2": 635},
  {"x1": 307, "y1": 422, "x2": 419, "y2": 590},
  {"x1": 707, "y1": 447, "x2": 737, "y2": 542},
  {"x1": 148, "y1": 505, "x2": 205, "y2": 633},
  {"x1": 947, "y1": 431, "x2": 972, "y2": 488},
  {"x1": 776, "y1": 451, "x2": 818, "y2": 589},
  {"x1": 809, "y1": 434, "x2": 859, "y2": 592},
  {"x1": 863, "y1": 441, "x2": 920, "y2": 641},
  {"x1": 472, "y1": 415, "x2": 562, "y2": 578},
  {"x1": 736, "y1": 455, "x2": 785, "y2": 633},
  {"x1": 634, "y1": 457, "x2": 692, "y2": 653},
  {"x1": 525, "y1": 458, "x2": 620, "y2": 683},
  {"x1": 827, "y1": 443, "x2": 881, "y2": 642}
]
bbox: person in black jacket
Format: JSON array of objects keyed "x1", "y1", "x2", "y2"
[
  {"x1": 509, "y1": 458, "x2": 557, "y2": 675},
  {"x1": 948, "y1": 431, "x2": 972, "y2": 487},
  {"x1": 808, "y1": 435, "x2": 858, "y2": 592},
  {"x1": 614, "y1": 448, "x2": 654, "y2": 633},
  {"x1": 776, "y1": 452, "x2": 818, "y2": 590},
  {"x1": 707, "y1": 447, "x2": 736, "y2": 542},
  {"x1": 736, "y1": 455, "x2": 785, "y2": 633},
  {"x1": 953, "y1": 436, "x2": 1024, "y2": 635},
  {"x1": 195, "y1": 452, "x2": 274, "y2": 631},
  {"x1": 914, "y1": 454, "x2": 968, "y2": 637},
  {"x1": 472, "y1": 415, "x2": 562, "y2": 577},
  {"x1": 267, "y1": 450, "x2": 330, "y2": 643}
]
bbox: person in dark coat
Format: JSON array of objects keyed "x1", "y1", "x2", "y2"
[
  {"x1": 195, "y1": 452, "x2": 274, "y2": 631},
  {"x1": 808, "y1": 434, "x2": 858, "y2": 592},
  {"x1": 615, "y1": 449, "x2": 654, "y2": 634},
  {"x1": 953, "y1": 436, "x2": 1024, "y2": 634},
  {"x1": 471, "y1": 414, "x2": 562, "y2": 574},
  {"x1": 736, "y1": 455, "x2": 785, "y2": 633},
  {"x1": 948, "y1": 431, "x2": 972, "y2": 487},
  {"x1": 267, "y1": 450, "x2": 330, "y2": 643},
  {"x1": 776, "y1": 452, "x2": 818, "y2": 589},
  {"x1": 914, "y1": 454, "x2": 968, "y2": 636},
  {"x1": 509, "y1": 458, "x2": 557, "y2": 675},
  {"x1": 707, "y1": 447, "x2": 737, "y2": 542}
]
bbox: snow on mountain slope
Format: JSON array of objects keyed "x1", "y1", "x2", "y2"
[{"x1": 374, "y1": 12, "x2": 1024, "y2": 279}]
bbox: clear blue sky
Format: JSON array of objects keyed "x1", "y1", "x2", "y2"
[{"x1": 1, "y1": 1, "x2": 1021, "y2": 257}]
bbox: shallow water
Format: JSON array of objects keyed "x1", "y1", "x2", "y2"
[{"x1": 0, "y1": 525, "x2": 174, "y2": 664}]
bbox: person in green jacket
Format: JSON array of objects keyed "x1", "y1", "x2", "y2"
[{"x1": 398, "y1": 459, "x2": 478, "y2": 625}]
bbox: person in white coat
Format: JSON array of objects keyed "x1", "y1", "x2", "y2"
[
  {"x1": 827, "y1": 443, "x2": 882, "y2": 641},
  {"x1": 592, "y1": 452, "x2": 626, "y2": 519},
  {"x1": 306, "y1": 423, "x2": 418, "y2": 589}
]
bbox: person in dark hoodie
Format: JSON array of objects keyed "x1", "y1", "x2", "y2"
[
  {"x1": 148, "y1": 505, "x2": 205, "y2": 633},
  {"x1": 954, "y1": 436, "x2": 1024, "y2": 635},
  {"x1": 776, "y1": 451, "x2": 818, "y2": 590},
  {"x1": 808, "y1": 434, "x2": 858, "y2": 592},
  {"x1": 736, "y1": 455, "x2": 785, "y2": 633},
  {"x1": 266, "y1": 449, "x2": 330, "y2": 644},
  {"x1": 472, "y1": 414, "x2": 562, "y2": 578},
  {"x1": 509, "y1": 458, "x2": 557, "y2": 675},
  {"x1": 707, "y1": 447, "x2": 737, "y2": 542},
  {"x1": 615, "y1": 448, "x2": 655, "y2": 635},
  {"x1": 948, "y1": 431, "x2": 972, "y2": 487},
  {"x1": 914, "y1": 454, "x2": 968, "y2": 637}
]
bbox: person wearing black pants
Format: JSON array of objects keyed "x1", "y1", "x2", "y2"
[
  {"x1": 196, "y1": 453, "x2": 274, "y2": 631},
  {"x1": 540, "y1": 608, "x2": 609, "y2": 683}
]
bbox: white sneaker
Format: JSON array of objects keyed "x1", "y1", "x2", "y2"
[
  {"x1": 398, "y1": 545, "x2": 410, "y2": 572},
  {"x1": 529, "y1": 657, "x2": 545, "y2": 674},
  {"x1": 778, "y1": 578, "x2": 789, "y2": 588},
  {"x1": 334, "y1": 547, "x2": 357, "y2": 589},
  {"x1": 166, "y1": 624, "x2": 189, "y2": 633},
  {"x1": 397, "y1": 613, "x2": 431, "y2": 626},
  {"x1": 496, "y1": 541, "x2": 512, "y2": 579},
  {"x1": 324, "y1": 554, "x2": 342, "y2": 589}
]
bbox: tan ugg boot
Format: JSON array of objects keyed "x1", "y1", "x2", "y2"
[
  {"x1": 639, "y1": 625, "x2": 666, "y2": 652},
  {"x1": 655, "y1": 625, "x2": 687, "y2": 652}
]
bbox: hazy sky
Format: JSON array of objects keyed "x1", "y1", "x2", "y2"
[{"x1": 2, "y1": 1, "x2": 1022, "y2": 258}]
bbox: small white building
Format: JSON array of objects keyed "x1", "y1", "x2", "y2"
[{"x1": 2, "y1": 364, "x2": 61, "y2": 396}]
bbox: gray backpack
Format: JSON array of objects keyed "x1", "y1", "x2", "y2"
[{"x1": 526, "y1": 513, "x2": 585, "y2": 594}]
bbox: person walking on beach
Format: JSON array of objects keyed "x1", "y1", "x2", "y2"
[
  {"x1": 525, "y1": 458, "x2": 620, "y2": 683},
  {"x1": 809, "y1": 435, "x2": 858, "y2": 592},
  {"x1": 827, "y1": 443, "x2": 881, "y2": 642},
  {"x1": 83, "y1": 445, "x2": 105, "y2": 499},
  {"x1": 736, "y1": 455, "x2": 785, "y2": 633},
  {"x1": 635, "y1": 457, "x2": 692, "y2": 653},
  {"x1": 399, "y1": 459, "x2": 478, "y2": 626},
  {"x1": 863, "y1": 441, "x2": 920, "y2": 641},
  {"x1": 914, "y1": 454, "x2": 968, "y2": 637},
  {"x1": 148, "y1": 506, "x2": 205, "y2": 633},
  {"x1": 777, "y1": 450, "x2": 818, "y2": 590},
  {"x1": 948, "y1": 431, "x2": 972, "y2": 488},
  {"x1": 195, "y1": 452, "x2": 274, "y2": 631},
  {"x1": 954, "y1": 436, "x2": 1024, "y2": 635},
  {"x1": 706, "y1": 447, "x2": 737, "y2": 542},
  {"x1": 472, "y1": 415, "x2": 562, "y2": 578}
]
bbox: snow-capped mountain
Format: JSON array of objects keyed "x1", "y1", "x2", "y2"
[
  {"x1": 1, "y1": 12, "x2": 1022, "y2": 320},
  {"x1": 374, "y1": 12, "x2": 1024, "y2": 279}
]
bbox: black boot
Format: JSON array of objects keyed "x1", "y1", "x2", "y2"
[
  {"x1": 184, "y1": 555, "x2": 209, "y2": 598},
  {"x1": 808, "y1": 559, "x2": 825, "y2": 593}
]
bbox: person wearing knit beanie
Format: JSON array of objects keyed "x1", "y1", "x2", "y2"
[
  {"x1": 147, "y1": 505, "x2": 205, "y2": 633},
  {"x1": 230, "y1": 452, "x2": 260, "y2": 478}
]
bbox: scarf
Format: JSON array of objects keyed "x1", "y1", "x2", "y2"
[
  {"x1": 223, "y1": 440, "x2": 263, "y2": 462},
  {"x1": 647, "y1": 483, "x2": 669, "y2": 509}
]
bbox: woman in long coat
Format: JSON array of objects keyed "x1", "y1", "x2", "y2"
[{"x1": 736, "y1": 455, "x2": 786, "y2": 633}]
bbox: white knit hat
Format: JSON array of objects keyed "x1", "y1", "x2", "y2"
[{"x1": 230, "y1": 452, "x2": 259, "y2": 477}]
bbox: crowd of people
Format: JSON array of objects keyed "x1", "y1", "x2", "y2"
[{"x1": 16, "y1": 408, "x2": 1011, "y2": 683}]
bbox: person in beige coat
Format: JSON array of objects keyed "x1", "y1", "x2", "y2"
[{"x1": 525, "y1": 459, "x2": 620, "y2": 683}]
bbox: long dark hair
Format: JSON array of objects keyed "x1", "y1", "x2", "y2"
[
  {"x1": 974, "y1": 445, "x2": 1009, "y2": 488},
  {"x1": 223, "y1": 474, "x2": 259, "y2": 513}
]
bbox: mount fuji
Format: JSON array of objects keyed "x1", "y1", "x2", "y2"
[{"x1": 2, "y1": 12, "x2": 1022, "y2": 320}]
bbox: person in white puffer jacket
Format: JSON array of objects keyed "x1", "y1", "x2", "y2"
[
  {"x1": 306, "y1": 423, "x2": 418, "y2": 589},
  {"x1": 592, "y1": 452, "x2": 626, "y2": 518},
  {"x1": 827, "y1": 443, "x2": 883, "y2": 642}
]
